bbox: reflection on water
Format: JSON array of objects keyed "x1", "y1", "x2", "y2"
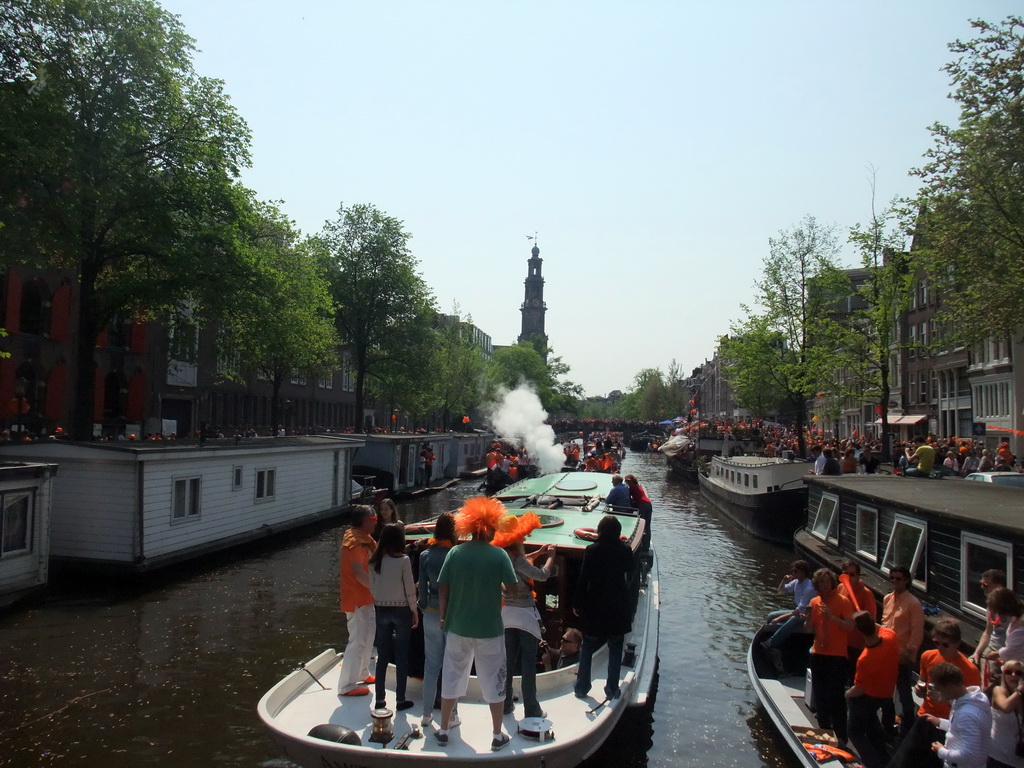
[{"x1": 0, "y1": 452, "x2": 799, "y2": 768}]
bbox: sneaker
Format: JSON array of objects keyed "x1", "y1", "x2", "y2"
[
  {"x1": 434, "y1": 730, "x2": 448, "y2": 747},
  {"x1": 420, "y1": 714, "x2": 432, "y2": 727},
  {"x1": 396, "y1": 700, "x2": 414, "y2": 711},
  {"x1": 491, "y1": 733, "x2": 511, "y2": 751},
  {"x1": 362, "y1": 675, "x2": 376, "y2": 684},
  {"x1": 448, "y1": 713, "x2": 462, "y2": 729},
  {"x1": 339, "y1": 686, "x2": 371, "y2": 697}
]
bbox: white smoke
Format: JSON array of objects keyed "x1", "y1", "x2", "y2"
[{"x1": 484, "y1": 384, "x2": 565, "y2": 474}]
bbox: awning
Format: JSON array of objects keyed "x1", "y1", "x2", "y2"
[{"x1": 872, "y1": 415, "x2": 927, "y2": 426}]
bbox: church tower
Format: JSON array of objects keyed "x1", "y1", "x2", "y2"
[{"x1": 518, "y1": 242, "x2": 548, "y2": 359}]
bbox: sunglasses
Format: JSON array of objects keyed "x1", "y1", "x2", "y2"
[{"x1": 1006, "y1": 670, "x2": 1023, "y2": 677}]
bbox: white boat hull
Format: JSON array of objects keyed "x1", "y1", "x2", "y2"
[{"x1": 258, "y1": 551, "x2": 659, "y2": 768}]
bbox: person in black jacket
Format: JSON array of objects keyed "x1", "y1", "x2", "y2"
[{"x1": 572, "y1": 514, "x2": 635, "y2": 700}]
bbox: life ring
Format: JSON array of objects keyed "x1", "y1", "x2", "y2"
[{"x1": 573, "y1": 527, "x2": 599, "y2": 541}]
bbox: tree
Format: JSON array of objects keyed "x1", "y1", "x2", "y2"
[
  {"x1": 431, "y1": 308, "x2": 488, "y2": 430},
  {"x1": 723, "y1": 216, "x2": 850, "y2": 456},
  {"x1": 217, "y1": 200, "x2": 338, "y2": 431},
  {"x1": 315, "y1": 203, "x2": 436, "y2": 429},
  {"x1": 484, "y1": 342, "x2": 582, "y2": 416},
  {"x1": 914, "y1": 16, "x2": 1024, "y2": 339},
  {"x1": 847, "y1": 182, "x2": 915, "y2": 457},
  {"x1": 0, "y1": 0, "x2": 252, "y2": 438}
]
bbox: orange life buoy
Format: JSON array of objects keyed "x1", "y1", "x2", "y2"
[{"x1": 573, "y1": 527, "x2": 599, "y2": 541}]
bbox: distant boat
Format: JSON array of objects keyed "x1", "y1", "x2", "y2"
[{"x1": 697, "y1": 455, "x2": 808, "y2": 544}]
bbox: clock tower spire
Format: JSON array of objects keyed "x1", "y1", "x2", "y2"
[{"x1": 518, "y1": 238, "x2": 548, "y2": 359}]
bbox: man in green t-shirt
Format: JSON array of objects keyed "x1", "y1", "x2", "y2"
[{"x1": 436, "y1": 497, "x2": 518, "y2": 751}]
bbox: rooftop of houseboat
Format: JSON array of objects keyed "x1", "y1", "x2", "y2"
[{"x1": 805, "y1": 475, "x2": 1024, "y2": 533}]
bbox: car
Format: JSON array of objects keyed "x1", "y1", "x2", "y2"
[{"x1": 963, "y1": 471, "x2": 1024, "y2": 488}]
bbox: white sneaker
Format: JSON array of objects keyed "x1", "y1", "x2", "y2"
[
  {"x1": 420, "y1": 714, "x2": 432, "y2": 727},
  {"x1": 448, "y1": 713, "x2": 462, "y2": 729}
]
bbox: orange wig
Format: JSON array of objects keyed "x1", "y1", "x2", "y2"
[
  {"x1": 455, "y1": 496, "x2": 508, "y2": 538},
  {"x1": 491, "y1": 512, "x2": 543, "y2": 549}
]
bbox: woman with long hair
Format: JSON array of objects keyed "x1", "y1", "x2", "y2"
[
  {"x1": 369, "y1": 523, "x2": 418, "y2": 711},
  {"x1": 990, "y1": 659, "x2": 1024, "y2": 768},
  {"x1": 624, "y1": 474, "x2": 653, "y2": 551},
  {"x1": 373, "y1": 497, "x2": 402, "y2": 540},
  {"x1": 417, "y1": 513, "x2": 458, "y2": 727}
]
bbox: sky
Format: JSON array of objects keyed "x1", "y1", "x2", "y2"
[{"x1": 158, "y1": 0, "x2": 1018, "y2": 399}]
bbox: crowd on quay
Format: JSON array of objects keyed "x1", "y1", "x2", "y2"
[
  {"x1": 763, "y1": 562, "x2": 1024, "y2": 768},
  {"x1": 336, "y1": 482, "x2": 650, "y2": 751}
]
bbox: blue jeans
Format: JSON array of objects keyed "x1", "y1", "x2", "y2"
[
  {"x1": 764, "y1": 609, "x2": 805, "y2": 649},
  {"x1": 421, "y1": 610, "x2": 445, "y2": 716},
  {"x1": 375, "y1": 606, "x2": 412, "y2": 703},
  {"x1": 574, "y1": 633, "x2": 624, "y2": 699},
  {"x1": 505, "y1": 628, "x2": 542, "y2": 716}
]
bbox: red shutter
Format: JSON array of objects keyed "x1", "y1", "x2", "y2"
[
  {"x1": 129, "y1": 320, "x2": 146, "y2": 353},
  {"x1": 127, "y1": 371, "x2": 146, "y2": 421},
  {"x1": 45, "y1": 364, "x2": 67, "y2": 422},
  {"x1": 50, "y1": 284, "x2": 72, "y2": 343}
]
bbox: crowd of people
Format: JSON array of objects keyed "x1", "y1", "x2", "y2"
[
  {"x1": 763, "y1": 562, "x2": 1024, "y2": 768},
  {"x1": 337, "y1": 484, "x2": 647, "y2": 751}
]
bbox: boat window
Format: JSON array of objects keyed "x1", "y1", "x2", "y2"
[
  {"x1": 810, "y1": 493, "x2": 840, "y2": 544},
  {"x1": 882, "y1": 515, "x2": 927, "y2": 589},
  {"x1": 232, "y1": 465, "x2": 243, "y2": 491},
  {"x1": 744, "y1": 474, "x2": 749, "y2": 487},
  {"x1": 172, "y1": 476, "x2": 202, "y2": 521},
  {"x1": 256, "y1": 468, "x2": 276, "y2": 501},
  {"x1": 855, "y1": 504, "x2": 878, "y2": 562},
  {"x1": 961, "y1": 533, "x2": 1012, "y2": 619},
  {"x1": 1, "y1": 490, "x2": 33, "y2": 555},
  {"x1": 752, "y1": 475, "x2": 758, "y2": 489}
]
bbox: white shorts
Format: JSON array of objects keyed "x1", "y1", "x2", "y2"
[{"x1": 441, "y1": 633, "x2": 507, "y2": 704}]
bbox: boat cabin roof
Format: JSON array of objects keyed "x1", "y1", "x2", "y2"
[{"x1": 806, "y1": 475, "x2": 1024, "y2": 535}]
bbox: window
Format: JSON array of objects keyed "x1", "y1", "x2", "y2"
[
  {"x1": 961, "y1": 534, "x2": 1012, "y2": 619},
  {"x1": 908, "y1": 373, "x2": 917, "y2": 405},
  {"x1": 232, "y1": 466, "x2": 243, "y2": 491},
  {"x1": 810, "y1": 493, "x2": 840, "y2": 543},
  {"x1": 744, "y1": 473, "x2": 749, "y2": 487},
  {"x1": 753, "y1": 475, "x2": 758, "y2": 489},
  {"x1": 1, "y1": 491, "x2": 32, "y2": 555},
  {"x1": 882, "y1": 516, "x2": 927, "y2": 588},
  {"x1": 256, "y1": 468, "x2": 276, "y2": 500},
  {"x1": 319, "y1": 375, "x2": 334, "y2": 390},
  {"x1": 290, "y1": 374, "x2": 307, "y2": 386},
  {"x1": 855, "y1": 504, "x2": 878, "y2": 561},
  {"x1": 173, "y1": 477, "x2": 201, "y2": 520}
]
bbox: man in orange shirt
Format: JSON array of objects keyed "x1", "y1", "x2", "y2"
[
  {"x1": 806, "y1": 568, "x2": 855, "y2": 744},
  {"x1": 338, "y1": 505, "x2": 378, "y2": 696},
  {"x1": 881, "y1": 564, "x2": 925, "y2": 736},
  {"x1": 845, "y1": 612, "x2": 899, "y2": 768},
  {"x1": 888, "y1": 618, "x2": 981, "y2": 768}
]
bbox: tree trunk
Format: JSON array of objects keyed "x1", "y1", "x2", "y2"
[{"x1": 71, "y1": 260, "x2": 100, "y2": 440}]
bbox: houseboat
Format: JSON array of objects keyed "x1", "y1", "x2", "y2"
[
  {"x1": 257, "y1": 471, "x2": 660, "y2": 768},
  {"x1": 0, "y1": 435, "x2": 364, "y2": 572},
  {"x1": 0, "y1": 461, "x2": 57, "y2": 610},
  {"x1": 697, "y1": 455, "x2": 809, "y2": 545},
  {"x1": 354, "y1": 433, "x2": 450, "y2": 495},
  {"x1": 794, "y1": 475, "x2": 1024, "y2": 649}
]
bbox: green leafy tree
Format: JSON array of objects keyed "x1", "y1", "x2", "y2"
[
  {"x1": 217, "y1": 200, "x2": 338, "y2": 431},
  {"x1": 0, "y1": 0, "x2": 252, "y2": 438},
  {"x1": 914, "y1": 16, "x2": 1024, "y2": 339},
  {"x1": 723, "y1": 216, "x2": 851, "y2": 456},
  {"x1": 847, "y1": 186, "x2": 915, "y2": 457},
  {"x1": 315, "y1": 203, "x2": 436, "y2": 429},
  {"x1": 485, "y1": 342, "x2": 582, "y2": 416},
  {"x1": 431, "y1": 308, "x2": 488, "y2": 430}
]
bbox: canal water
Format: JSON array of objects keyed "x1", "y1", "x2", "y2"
[{"x1": 0, "y1": 452, "x2": 799, "y2": 767}]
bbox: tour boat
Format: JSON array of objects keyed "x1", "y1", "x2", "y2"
[
  {"x1": 257, "y1": 471, "x2": 660, "y2": 768},
  {"x1": 748, "y1": 625, "x2": 855, "y2": 768},
  {"x1": 697, "y1": 455, "x2": 809, "y2": 545}
]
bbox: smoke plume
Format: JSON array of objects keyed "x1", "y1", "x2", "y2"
[{"x1": 484, "y1": 385, "x2": 565, "y2": 474}]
